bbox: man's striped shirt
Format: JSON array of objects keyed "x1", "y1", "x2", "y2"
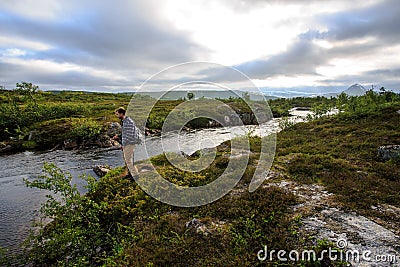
[{"x1": 122, "y1": 116, "x2": 138, "y2": 146}]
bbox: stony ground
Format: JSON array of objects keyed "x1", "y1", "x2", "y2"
[{"x1": 262, "y1": 171, "x2": 400, "y2": 267}]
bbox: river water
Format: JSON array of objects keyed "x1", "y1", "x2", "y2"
[{"x1": 0, "y1": 109, "x2": 309, "y2": 254}]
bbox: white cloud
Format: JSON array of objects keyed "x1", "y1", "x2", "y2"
[
  {"x1": 2, "y1": 48, "x2": 26, "y2": 57},
  {"x1": 162, "y1": 1, "x2": 310, "y2": 65},
  {"x1": 0, "y1": 0, "x2": 61, "y2": 20},
  {"x1": 0, "y1": 36, "x2": 52, "y2": 51}
]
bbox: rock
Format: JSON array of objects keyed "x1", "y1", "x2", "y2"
[
  {"x1": 179, "y1": 126, "x2": 191, "y2": 132},
  {"x1": 208, "y1": 119, "x2": 223, "y2": 127},
  {"x1": 301, "y1": 207, "x2": 400, "y2": 266},
  {"x1": 93, "y1": 165, "x2": 111, "y2": 177},
  {"x1": 63, "y1": 139, "x2": 78, "y2": 150},
  {"x1": 189, "y1": 147, "x2": 216, "y2": 158},
  {"x1": 137, "y1": 164, "x2": 155, "y2": 173},
  {"x1": 145, "y1": 127, "x2": 161, "y2": 136},
  {"x1": 179, "y1": 151, "x2": 189, "y2": 157},
  {"x1": 185, "y1": 218, "x2": 210, "y2": 236},
  {"x1": 185, "y1": 218, "x2": 201, "y2": 228},
  {"x1": 0, "y1": 142, "x2": 14, "y2": 153},
  {"x1": 28, "y1": 130, "x2": 38, "y2": 141},
  {"x1": 95, "y1": 134, "x2": 119, "y2": 147},
  {"x1": 377, "y1": 145, "x2": 400, "y2": 160},
  {"x1": 239, "y1": 112, "x2": 257, "y2": 125},
  {"x1": 223, "y1": 149, "x2": 253, "y2": 159},
  {"x1": 106, "y1": 122, "x2": 122, "y2": 137}
]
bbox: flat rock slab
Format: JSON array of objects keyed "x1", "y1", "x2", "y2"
[
  {"x1": 263, "y1": 179, "x2": 400, "y2": 266},
  {"x1": 302, "y1": 208, "x2": 400, "y2": 267}
]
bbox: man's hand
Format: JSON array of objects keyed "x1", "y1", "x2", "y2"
[
  {"x1": 112, "y1": 134, "x2": 119, "y2": 141},
  {"x1": 121, "y1": 146, "x2": 124, "y2": 151}
]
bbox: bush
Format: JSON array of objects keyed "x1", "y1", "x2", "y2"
[
  {"x1": 0, "y1": 247, "x2": 11, "y2": 266},
  {"x1": 0, "y1": 103, "x2": 89, "y2": 141},
  {"x1": 22, "y1": 163, "x2": 134, "y2": 266},
  {"x1": 278, "y1": 116, "x2": 296, "y2": 130},
  {"x1": 22, "y1": 141, "x2": 37, "y2": 150},
  {"x1": 70, "y1": 119, "x2": 103, "y2": 140},
  {"x1": 337, "y1": 89, "x2": 400, "y2": 119}
]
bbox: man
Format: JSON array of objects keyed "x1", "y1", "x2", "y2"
[{"x1": 114, "y1": 107, "x2": 139, "y2": 179}]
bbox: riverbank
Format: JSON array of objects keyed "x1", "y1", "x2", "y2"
[{"x1": 9, "y1": 104, "x2": 399, "y2": 266}]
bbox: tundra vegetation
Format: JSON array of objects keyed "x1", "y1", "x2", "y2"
[{"x1": 0, "y1": 83, "x2": 399, "y2": 266}]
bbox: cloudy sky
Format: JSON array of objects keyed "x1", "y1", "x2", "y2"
[{"x1": 1, "y1": 0, "x2": 399, "y2": 93}]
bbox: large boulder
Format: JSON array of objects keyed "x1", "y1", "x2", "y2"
[{"x1": 378, "y1": 145, "x2": 400, "y2": 161}]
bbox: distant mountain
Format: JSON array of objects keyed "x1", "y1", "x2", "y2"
[{"x1": 343, "y1": 84, "x2": 367, "y2": 96}]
